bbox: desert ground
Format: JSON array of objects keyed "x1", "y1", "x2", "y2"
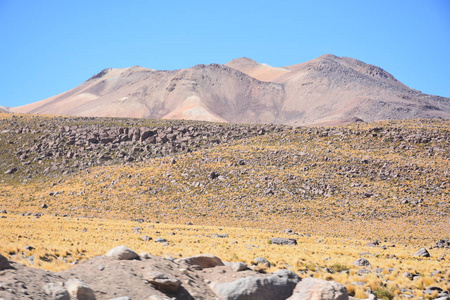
[{"x1": 0, "y1": 113, "x2": 448, "y2": 299}]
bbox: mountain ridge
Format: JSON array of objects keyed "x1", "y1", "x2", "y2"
[{"x1": 9, "y1": 55, "x2": 450, "y2": 125}]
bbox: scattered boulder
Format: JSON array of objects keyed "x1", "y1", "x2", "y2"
[
  {"x1": 65, "y1": 278, "x2": 96, "y2": 300},
  {"x1": 270, "y1": 237, "x2": 298, "y2": 245},
  {"x1": 413, "y1": 247, "x2": 431, "y2": 257},
  {"x1": 142, "y1": 235, "x2": 152, "y2": 242},
  {"x1": 402, "y1": 272, "x2": 413, "y2": 279},
  {"x1": 28, "y1": 254, "x2": 35, "y2": 265},
  {"x1": 358, "y1": 268, "x2": 371, "y2": 275},
  {"x1": 366, "y1": 242, "x2": 379, "y2": 247},
  {"x1": 43, "y1": 282, "x2": 70, "y2": 300},
  {"x1": 252, "y1": 257, "x2": 271, "y2": 267},
  {"x1": 106, "y1": 245, "x2": 139, "y2": 260},
  {"x1": 433, "y1": 239, "x2": 450, "y2": 249},
  {"x1": 232, "y1": 262, "x2": 248, "y2": 272},
  {"x1": 144, "y1": 272, "x2": 181, "y2": 292},
  {"x1": 0, "y1": 253, "x2": 12, "y2": 270},
  {"x1": 209, "y1": 171, "x2": 220, "y2": 179},
  {"x1": 424, "y1": 287, "x2": 443, "y2": 294},
  {"x1": 353, "y1": 258, "x2": 372, "y2": 268},
  {"x1": 175, "y1": 254, "x2": 224, "y2": 268},
  {"x1": 211, "y1": 269, "x2": 300, "y2": 300},
  {"x1": 212, "y1": 233, "x2": 229, "y2": 238},
  {"x1": 287, "y1": 277, "x2": 348, "y2": 300},
  {"x1": 4, "y1": 167, "x2": 18, "y2": 174}
]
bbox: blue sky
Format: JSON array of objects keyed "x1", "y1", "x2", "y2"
[{"x1": 0, "y1": 0, "x2": 449, "y2": 107}]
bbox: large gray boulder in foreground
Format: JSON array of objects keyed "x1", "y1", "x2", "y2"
[
  {"x1": 144, "y1": 271, "x2": 181, "y2": 292},
  {"x1": 287, "y1": 277, "x2": 348, "y2": 300},
  {"x1": 43, "y1": 283, "x2": 70, "y2": 300},
  {"x1": 175, "y1": 254, "x2": 224, "y2": 268},
  {"x1": 106, "y1": 245, "x2": 139, "y2": 260},
  {"x1": 211, "y1": 269, "x2": 300, "y2": 300},
  {"x1": 65, "y1": 279, "x2": 96, "y2": 300}
]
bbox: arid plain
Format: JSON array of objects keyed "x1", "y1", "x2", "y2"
[{"x1": 0, "y1": 113, "x2": 448, "y2": 299}]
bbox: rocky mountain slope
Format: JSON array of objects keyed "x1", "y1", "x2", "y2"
[
  {"x1": 0, "y1": 114, "x2": 285, "y2": 178},
  {"x1": 0, "y1": 114, "x2": 448, "y2": 237},
  {"x1": 0, "y1": 114, "x2": 449, "y2": 299},
  {"x1": 10, "y1": 55, "x2": 450, "y2": 125}
]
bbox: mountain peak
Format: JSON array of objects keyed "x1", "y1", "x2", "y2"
[
  {"x1": 87, "y1": 68, "x2": 113, "y2": 81},
  {"x1": 317, "y1": 54, "x2": 340, "y2": 60},
  {"x1": 225, "y1": 57, "x2": 261, "y2": 69},
  {"x1": 225, "y1": 57, "x2": 290, "y2": 82},
  {"x1": 10, "y1": 55, "x2": 450, "y2": 125},
  {"x1": 227, "y1": 56, "x2": 259, "y2": 63}
]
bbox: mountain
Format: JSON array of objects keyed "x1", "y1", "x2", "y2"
[
  {"x1": 226, "y1": 55, "x2": 450, "y2": 125},
  {"x1": 10, "y1": 55, "x2": 450, "y2": 125}
]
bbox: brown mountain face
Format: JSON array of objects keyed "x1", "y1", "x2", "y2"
[{"x1": 11, "y1": 55, "x2": 450, "y2": 125}]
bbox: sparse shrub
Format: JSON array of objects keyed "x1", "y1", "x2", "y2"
[
  {"x1": 324, "y1": 275, "x2": 334, "y2": 281},
  {"x1": 425, "y1": 291, "x2": 439, "y2": 299},
  {"x1": 415, "y1": 290, "x2": 424, "y2": 297},
  {"x1": 329, "y1": 263, "x2": 349, "y2": 273},
  {"x1": 7, "y1": 248, "x2": 17, "y2": 255},
  {"x1": 373, "y1": 287, "x2": 395, "y2": 300},
  {"x1": 354, "y1": 286, "x2": 368, "y2": 299},
  {"x1": 422, "y1": 276, "x2": 436, "y2": 287},
  {"x1": 253, "y1": 264, "x2": 268, "y2": 273},
  {"x1": 346, "y1": 284, "x2": 356, "y2": 296}
]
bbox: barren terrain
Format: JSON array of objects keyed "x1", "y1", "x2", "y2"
[
  {"x1": 0, "y1": 113, "x2": 449, "y2": 299},
  {"x1": 9, "y1": 55, "x2": 450, "y2": 125}
]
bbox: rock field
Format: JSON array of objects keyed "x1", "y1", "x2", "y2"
[{"x1": 0, "y1": 246, "x2": 371, "y2": 300}]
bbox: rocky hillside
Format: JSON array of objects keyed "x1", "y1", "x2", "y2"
[
  {"x1": 0, "y1": 114, "x2": 448, "y2": 240},
  {"x1": 9, "y1": 55, "x2": 450, "y2": 125},
  {"x1": 0, "y1": 114, "x2": 288, "y2": 179}
]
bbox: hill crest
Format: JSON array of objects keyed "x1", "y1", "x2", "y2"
[{"x1": 9, "y1": 55, "x2": 450, "y2": 125}]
